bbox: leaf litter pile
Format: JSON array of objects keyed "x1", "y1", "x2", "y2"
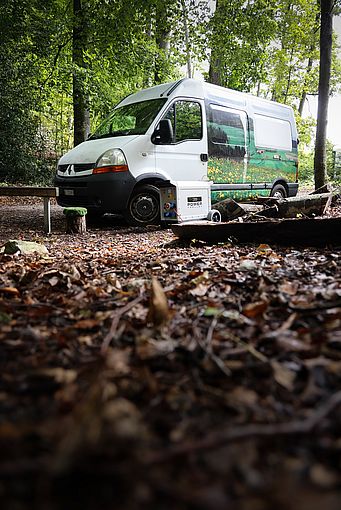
[{"x1": 0, "y1": 199, "x2": 341, "y2": 510}]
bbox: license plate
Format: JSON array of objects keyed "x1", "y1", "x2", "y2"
[{"x1": 64, "y1": 189, "x2": 74, "y2": 196}]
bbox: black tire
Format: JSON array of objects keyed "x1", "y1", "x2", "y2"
[
  {"x1": 125, "y1": 184, "x2": 160, "y2": 226},
  {"x1": 270, "y1": 183, "x2": 287, "y2": 199}
]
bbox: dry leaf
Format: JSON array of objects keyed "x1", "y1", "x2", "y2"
[
  {"x1": 74, "y1": 319, "x2": 99, "y2": 330},
  {"x1": 0, "y1": 287, "x2": 19, "y2": 295},
  {"x1": 271, "y1": 361, "x2": 296, "y2": 391},
  {"x1": 310, "y1": 463, "x2": 340, "y2": 488},
  {"x1": 190, "y1": 282, "x2": 210, "y2": 297},
  {"x1": 148, "y1": 276, "x2": 169, "y2": 327},
  {"x1": 38, "y1": 368, "x2": 77, "y2": 385},
  {"x1": 243, "y1": 300, "x2": 268, "y2": 318},
  {"x1": 257, "y1": 244, "x2": 272, "y2": 254},
  {"x1": 276, "y1": 333, "x2": 312, "y2": 352},
  {"x1": 279, "y1": 281, "x2": 299, "y2": 296}
]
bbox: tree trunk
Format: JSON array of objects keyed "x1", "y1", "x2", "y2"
[
  {"x1": 314, "y1": 0, "x2": 333, "y2": 190},
  {"x1": 298, "y1": 10, "x2": 319, "y2": 116},
  {"x1": 283, "y1": 47, "x2": 295, "y2": 104},
  {"x1": 208, "y1": 56, "x2": 222, "y2": 85},
  {"x1": 298, "y1": 56, "x2": 313, "y2": 116},
  {"x1": 154, "y1": 3, "x2": 170, "y2": 84},
  {"x1": 64, "y1": 207, "x2": 87, "y2": 234},
  {"x1": 181, "y1": 0, "x2": 192, "y2": 78},
  {"x1": 66, "y1": 215, "x2": 87, "y2": 234},
  {"x1": 154, "y1": 31, "x2": 170, "y2": 83},
  {"x1": 73, "y1": 0, "x2": 90, "y2": 146},
  {"x1": 207, "y1": 0, "x2": 222, "y2": 85}
]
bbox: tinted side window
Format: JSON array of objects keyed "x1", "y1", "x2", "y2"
[
  {"x1": 163, "y1": 101, "x2": 202, "y2": 143},
  {"x1": 207, "y1": 104, "x2": 246, "y2": 158}
]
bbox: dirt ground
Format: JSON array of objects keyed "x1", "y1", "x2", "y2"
[{"x1": 0, "y1": 197, "x2": 341, "y2": 510}]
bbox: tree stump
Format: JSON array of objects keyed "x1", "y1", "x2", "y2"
[{"x1": 63, "y1": 207, "x2": 87, "y2": 234}]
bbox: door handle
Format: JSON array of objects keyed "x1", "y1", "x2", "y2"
[{"x1": 200, "y1": 153, "x2": 208, "y2": 162}]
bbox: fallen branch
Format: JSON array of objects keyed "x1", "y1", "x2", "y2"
[
  {"x1": 288, "y1": 299, "x2": 341, "y2": 312},
  {"x1": 101, "y1": 294, "x2": 144, "y2": 355},
  {"x1": 194, "y1": 322, "x2": 231, "y2": 377},
  {"x1": 145, "y1": 390, "x2": 341, "y2": 464}
]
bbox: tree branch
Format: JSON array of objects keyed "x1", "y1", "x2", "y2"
[{"x1": 145, "y1": 390, "x2": 341, "y2": 464}]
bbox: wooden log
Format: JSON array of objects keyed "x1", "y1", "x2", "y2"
[
  {"x1": 171, "y1": 217, "x2": 341, "y2": 246},
  {"x1": 310, "y1": 184, "x2": 331, "y2": 194},
  {"x1": 213, "y1": 198, "x2": 247, "y2": 221},
  {"x1": 259, "y1": 193, "x2": 336, "y2": 218},
  {"x1": 63, "y1": 207, "x2": 87, "y2": 234}
]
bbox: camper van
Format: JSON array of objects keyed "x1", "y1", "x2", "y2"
[{"x1": 55, "y1": 78, "x2": 298, "y2": 225}]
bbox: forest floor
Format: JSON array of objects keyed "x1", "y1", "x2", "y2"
[{"x1": 0, "y1": 196, "x2": 341, "y2": 510}]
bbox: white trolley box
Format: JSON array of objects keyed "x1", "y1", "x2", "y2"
[{"x1": 160, "y1": 181, "x2": 221, "y2": 223}]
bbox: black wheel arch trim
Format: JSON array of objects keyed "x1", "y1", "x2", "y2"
[{"x1": 135, "y1": 173, "x2": 168, "y2": 183}]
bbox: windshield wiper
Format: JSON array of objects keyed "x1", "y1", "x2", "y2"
[{"x1": 89, "y1": 130, "x2": 133, "y2": 140}]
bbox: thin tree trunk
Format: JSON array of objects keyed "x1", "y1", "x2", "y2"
[
  {"x1": 298, "y1": 8, "x2": 319, "y2": 116},
  {"x1": 181, "y1": 0, "x2": 192, "y2": 78},
  {"x1": 298, "y1": 56, "x2": 313, "y2": 115},
  {"x1": 154, "y1": 4, "x2": 170, "y2": 84},
  {"x1": 208, "y1": 55, "x2": 221, "y2": 85},
  {"x1": 314, "y1": 0, "x2": 333, "y2": 190},
  {"x1": 208, "y1": 0, "x2": 221, "y2": 85},
  {"x1": 283, "y1": 47, "x2": 295, "y2": 103},
  {"x1": 73, "y1": 0, "x2": 90, "y2": 147}
]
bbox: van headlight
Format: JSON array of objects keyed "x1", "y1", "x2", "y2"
[{"x1": 93, "y1": 149, "x2": 128, "y2": 174}]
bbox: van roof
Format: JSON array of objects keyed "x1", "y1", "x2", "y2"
[
  {"x1": 119, "y1": 79, "x2": 205, "y2": 106},
  {"x1": 119, "y1": 78, "x2": 294, "y2": 119}
]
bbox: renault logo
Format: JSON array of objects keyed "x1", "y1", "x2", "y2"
[{"x1": 67, "y1": 165, "x2": 75, "y2": 176}]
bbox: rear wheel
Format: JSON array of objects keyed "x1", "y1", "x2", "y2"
[
  {"x1": 125, "y1": 184, "x2": 160, "y2": 226},
  {"x1": 270, "y1": 184, "x2": 287, "y2": 199}
]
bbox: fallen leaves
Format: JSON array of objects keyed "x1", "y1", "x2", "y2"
[{"x1": 1, "y1": 199, "x2": 341, "y2": 510}]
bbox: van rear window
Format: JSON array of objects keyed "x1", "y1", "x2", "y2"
[{"x1": 254, "y1": 114, "x2": 292, "y2": 151}]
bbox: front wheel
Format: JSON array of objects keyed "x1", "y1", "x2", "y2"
[
  {"x1": 125, "y1": 184, "x2": 160, "y2": 226},
  {"x1": 270, "y1": 184, "x2": 287, "y2": 199}
]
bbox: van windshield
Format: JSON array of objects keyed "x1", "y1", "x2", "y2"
[{"x1": 90, "y1": 98, "x2": 167, "y2": 139}]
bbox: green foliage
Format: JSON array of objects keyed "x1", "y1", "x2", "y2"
[
  {"x1": 299, "y1": 139, "x2": 336, "y2": 182},
  {"x1": 265, "y1": 0, "x2": 320, "y2": 106},
  {"x1": 207, "y1": 0, "x2": 278, "y2": 90},
  {"x1": 0, "y1": 1, "x2": 39, "y2": 182},
  {"x1": 0, "y1": 0, "x2": 340, "y2": 185}
]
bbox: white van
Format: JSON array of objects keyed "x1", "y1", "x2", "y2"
[{"x1": 55, "y1": 78, "x2": 298, "y2": 225}]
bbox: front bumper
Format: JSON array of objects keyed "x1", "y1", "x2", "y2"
[{"x1": 54, "y1": 171, "x2": 137, "y2": 214}]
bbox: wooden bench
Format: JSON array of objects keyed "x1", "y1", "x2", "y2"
[{"x1": 0, "y1": 186, "x2": 59, "y2": 234}]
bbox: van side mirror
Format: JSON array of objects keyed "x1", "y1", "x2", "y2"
[{"x1": 151, "y1": 119, "x2": 174, "y2": 145}]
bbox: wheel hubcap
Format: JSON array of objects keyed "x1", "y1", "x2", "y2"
[{"x1": 132, "y1": 194, "x2": 158, "y2": 222}]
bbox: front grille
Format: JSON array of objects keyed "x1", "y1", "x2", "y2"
[
  {"x1": 58, "y1": 163, "x2": 95, "y2": 173},
  {"x1": 75, "y1": 163, "x2": 95, "y2": 173}
]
